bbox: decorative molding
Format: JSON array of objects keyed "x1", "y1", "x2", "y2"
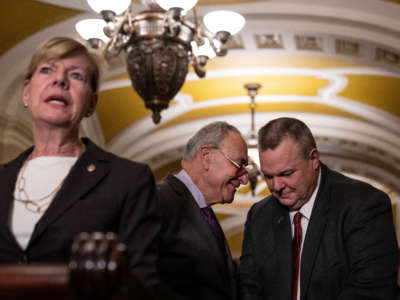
[
  {"x1": 376, "y1": 47, "x2": 400, "y2": 67},
  {"x1": 295, "y1": 35, "x2": 323, "y2": 51},
  {"x1": 255, "y1": 33, "x2": 284, "y2": 49},
  {"x1": 335, "y1": 39, "x2": 360, "y2": 56},
  {"x1": 226, "y1": 35, "x2": 245, "y2": 50},
  {"x1": 232, "y1": 31, "x2": 400, "y2": 72}
]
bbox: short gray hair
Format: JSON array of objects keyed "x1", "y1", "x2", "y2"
[{"x1": 183, "y1": 121, "x2": 241, "y2": 161}]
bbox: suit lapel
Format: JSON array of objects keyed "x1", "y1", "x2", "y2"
[
  {"x1": 28, "y1": 139, "x2": 110, "y2": 248},
  {"x1": 272, "y1": 202, "x2": 293, "y2": 297},
  {"x1": 250, "y1": 197, "x2": 292, "y2": 299},
  {"x1": 166, "y1": 175, "x2": 234, "y2": 294},
  {"x1": 168, "y1": 176, "x2": 226, "y2": 259},
  {"x1": 225, "y1": 242, "x2": 237, "y2": 300},
  {"x1": 0, "y1": 149, "x2": 32, "y2": 249},
  {"x1": 300, "y1": 165, "x2": 330, "y2": 299},
  {"x1": 0, "y1": 150, "x2": 30, "y2": 225}
]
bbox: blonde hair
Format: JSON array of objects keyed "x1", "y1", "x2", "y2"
[{"x1": 25, "y1": 37, "x2": 101, "y2": 93}]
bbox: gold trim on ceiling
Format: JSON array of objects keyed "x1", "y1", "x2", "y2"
[
  {"x1": 180, "y1": 75, "x2": 327, "y2": 101},
  {"x1": 1, "y1": 0, "x2": 83, "y2": 56},
  {"x1": 96, "y1": 53, "x2": 399, "y2": 143},
  {"x1": 202, "y1": 54, "x2": 370, "y2": 70},
  {"x1": 97, "y1": 65, "x2": 399, "y2": 143},
  {"x1": 339, "y1": 75, "x2": 400, "y2": 117},
  {"x1": 96, "y1": 87, "x2": 151, "y2": 142}
]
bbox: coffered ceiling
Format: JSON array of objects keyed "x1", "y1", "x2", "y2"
[{"x1": 1, "y1": 0, "x2": 400, "y2": 255}]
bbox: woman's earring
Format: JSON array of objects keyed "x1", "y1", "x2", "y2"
[{"x1": 23, "y1": 103, "x2": 28, "y2": 108}]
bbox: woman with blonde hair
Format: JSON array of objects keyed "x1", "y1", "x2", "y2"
[{"x1": 0, "y1": 37, "x2": 160, "y2": 292}]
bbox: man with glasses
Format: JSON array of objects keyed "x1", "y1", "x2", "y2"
[
  {"x1": 239, "y1": 117, "x2": 398, "y2": 300},
  {"x1": 157, "y1": 121, "x2": 249, "y2": 300}
]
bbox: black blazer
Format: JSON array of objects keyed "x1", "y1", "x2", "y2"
[
  {"x1": 157, "y1": 174, "x2": 237, "y2": 300},
  {"x1": 0, "y1": 138, "x2": 160, "y2": 289},
  {"x1": 239, "y1": 163, "x2": 398, "y2": 300}
]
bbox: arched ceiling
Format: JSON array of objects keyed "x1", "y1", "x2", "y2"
[{"x1": 1, "y1": 0, "x2": 400, "y2": 255}]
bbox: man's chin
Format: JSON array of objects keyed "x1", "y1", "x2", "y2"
[
  {"x1": 221, "y1": 196, "x2": 235, "y2": 204},
  {"x1": 277, "y1": 197, "x2": 295, "y2": 207}
]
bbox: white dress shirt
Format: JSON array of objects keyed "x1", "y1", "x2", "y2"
[{"x1": 11, "y1": 156, "x2": 77, "y2": 249}]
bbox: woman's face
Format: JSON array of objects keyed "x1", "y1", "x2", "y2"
[{"x1": 23, "y1": 53, "x2": 97, "y2": 130}]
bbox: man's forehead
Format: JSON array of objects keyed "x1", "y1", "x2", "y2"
[
  {"x1": 221, "y1": 133, "x2": 247, "y2": 151},
  {"x1": 260, "y1": 147, "x2": 301, "y2": 173}
]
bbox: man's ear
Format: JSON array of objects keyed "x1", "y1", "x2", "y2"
[
  {"x1": 309, "y1": 148, "x2": 320, "y2": 169},
  {"x1": 199, "y1": 146, "x2": 212, "y2": 171}
]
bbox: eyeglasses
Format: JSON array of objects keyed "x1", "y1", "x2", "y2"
[{"x1": 215, "y1": 148, "x2": 250, "y2": 173}]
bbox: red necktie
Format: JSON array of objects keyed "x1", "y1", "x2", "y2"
[{"x1": 292, "y1": 212, "x2": 303, "y2": 300}]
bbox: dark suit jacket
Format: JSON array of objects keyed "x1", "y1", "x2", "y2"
[
  {"x1": 0, "y1": 138, "x2": 160, "y2": 289},
  {"x1": 157, "y1": 174, "x2": 237, "y2": 300},
  {"x1": 239, "y1": 163, "x2": 398, "y2": 300}
]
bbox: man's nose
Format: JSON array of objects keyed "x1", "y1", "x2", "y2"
[
  {"x1": 270, "y1": 177, "x2": 284, "y2": 192},
  {"x1": 238, "y1": 171, "x2": 249, "y2": 185}
]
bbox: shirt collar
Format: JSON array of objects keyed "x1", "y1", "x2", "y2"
[
  {"x1": 290, "y1": 167, "x2": 321, "y2": 223},
  {"x1": 175, "y1": 169, "x2": 207, "y2": 208}
]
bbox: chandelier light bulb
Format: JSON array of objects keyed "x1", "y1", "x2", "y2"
[
  {"x1": 156, "y1": 0, "x2": 198, "y2": 12},
  {"x1": 203, "y1": 10, "x2": 245, "y2": 35},
  {"x1": 75, "y1": 19, "x2": 110, "y2": 42},
  {"x1": 87, "y1": 0, "x2": 130, "y2": 14}
]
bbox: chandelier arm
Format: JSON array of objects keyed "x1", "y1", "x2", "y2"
[
  {"x1": 104, "y1": 2, "x2": 133, "y2": 58},
  {"x1": 162, "y1": 10, "x2": 180, "y2": 37},
  {"x1": 208, "y1": 35, "x2": 228, "y2": 57},
  {"x1": 181, "y1": 18, "x2": 196, "y2": 31},
  {"x1": 192, "y1": 6, "x2": 200, "y2": 31},
  {"x1": 191, "y1": 24, "x2": 228, "y2": 57},
  {"x1": 191, "y1": 56, "x2": 206, "y2": 78},
  {"x1": 181, "y1": 18, "x2": 203, "y2": 47},
  {"x1": 127, "y1": 6, "x2": 133, "y2": 27}
]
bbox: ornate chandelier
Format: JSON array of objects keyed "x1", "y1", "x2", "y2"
[{"x1": 76, "y1": 0, "x2": 245, "y2": 124}]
